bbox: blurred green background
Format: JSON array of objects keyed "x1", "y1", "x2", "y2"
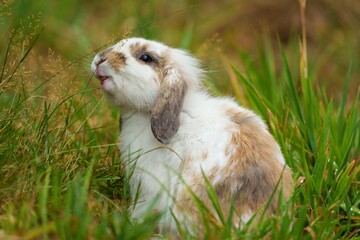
[{"x1": 1, "y1": 0, "x2": 359, "y2": 100}]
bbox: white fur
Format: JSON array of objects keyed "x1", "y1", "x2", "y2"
[{"x1": 91, "y1": 38, "x2": 288, "y2": 235}]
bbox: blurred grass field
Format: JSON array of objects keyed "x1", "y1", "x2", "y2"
[{"x1": 1, "y1": 0, "x2": 359, "y2": 239}]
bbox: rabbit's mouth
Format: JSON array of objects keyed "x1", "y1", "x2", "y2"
[
  {"x1": 94, "y1": 68, "x2": 110, "y2": 86},
  {"x1": 98, "y1": 75, "x2": 109, "y2": 84},
  {"x1": 94, "y1": 72, "x2": 112, "y2": 92},
  {"x1": 99, "y1": 76, "x2": 112, "y2": 91}
]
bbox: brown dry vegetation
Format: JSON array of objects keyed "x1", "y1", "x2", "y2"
[{"x1": 2, "y1": 0, "x2": 359, "y2": 101}]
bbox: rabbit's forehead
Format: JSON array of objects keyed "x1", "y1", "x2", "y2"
[{"x1": 114, "y1": 38, "x2": 167, "y2": 56}]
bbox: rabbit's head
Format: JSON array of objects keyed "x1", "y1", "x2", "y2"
[{"x1": 91, "y1": 38, "x2": 203, "y2": 143}]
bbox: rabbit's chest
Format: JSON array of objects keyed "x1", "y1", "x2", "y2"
[{"x1": 119, "y1": 115, "x2": 184, "y2": 194}]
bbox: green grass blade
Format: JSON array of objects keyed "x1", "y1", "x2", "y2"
[
  {"x1": 278, "y1": 41, "x2": 304, "y2": 123},
  {"x1": 231, "y1": 65, "x2": 276, "y2": 116},
  {"x1": 0, "y1": 36, "x2": 12, "y2": 83},
  {"x1": 38, "y1": 167, "x2": 51, "y2": 239},
  {"x1": 338, "y1": 62, "x2": 353, "y2": 140},
  {"x1": 201, "y1": 169, "x2": 225, "y2": 225},
  {"x1": 312, "y1": 102, "x2": 331, "y2": 193}
]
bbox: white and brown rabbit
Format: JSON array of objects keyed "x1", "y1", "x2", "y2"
[{"x1": 91, "y1": 38, "x2": 292, "y2": 236}]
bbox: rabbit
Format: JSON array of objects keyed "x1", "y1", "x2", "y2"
[{"x1": 91, "y1": 37, "x2": 293, "y2": 237}]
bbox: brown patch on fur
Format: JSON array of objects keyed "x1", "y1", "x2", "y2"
[
  {"x1": 216, "y1": 108, "x2": 292, "y2": 215},
  {"x1": 174, "y1": 107, "x2": 292, "y2": 234},
  {"x1": 102, "y1": 51, "x2": 126, "y2": 71},
  {"x1": 129, "y1": 42, "x2": 143, "y2": 55}
]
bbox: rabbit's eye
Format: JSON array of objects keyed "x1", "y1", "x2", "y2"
[{"x1": 139, "y1": 54, "x2": 153, "y2": 63}]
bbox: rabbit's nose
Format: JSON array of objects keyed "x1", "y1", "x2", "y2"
[{"x1": 96, "y1": 58, "x2": 106, "y2": 67}]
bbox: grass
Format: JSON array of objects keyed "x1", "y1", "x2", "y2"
[{"x1": 1, "y1": 0, "x2": 360, "y2": 239}]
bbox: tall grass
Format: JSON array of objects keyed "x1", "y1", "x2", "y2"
[
  {"x1": 230, "y1": 45, "x2": 359, "y2": 239},
  {"x1": 1, "y1": 0, "x2": 359, "y2": 239}
]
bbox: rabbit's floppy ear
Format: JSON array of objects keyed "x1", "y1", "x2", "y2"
[{"x1": 151, "y1": 66, "x2": 187, "y2": 144}]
